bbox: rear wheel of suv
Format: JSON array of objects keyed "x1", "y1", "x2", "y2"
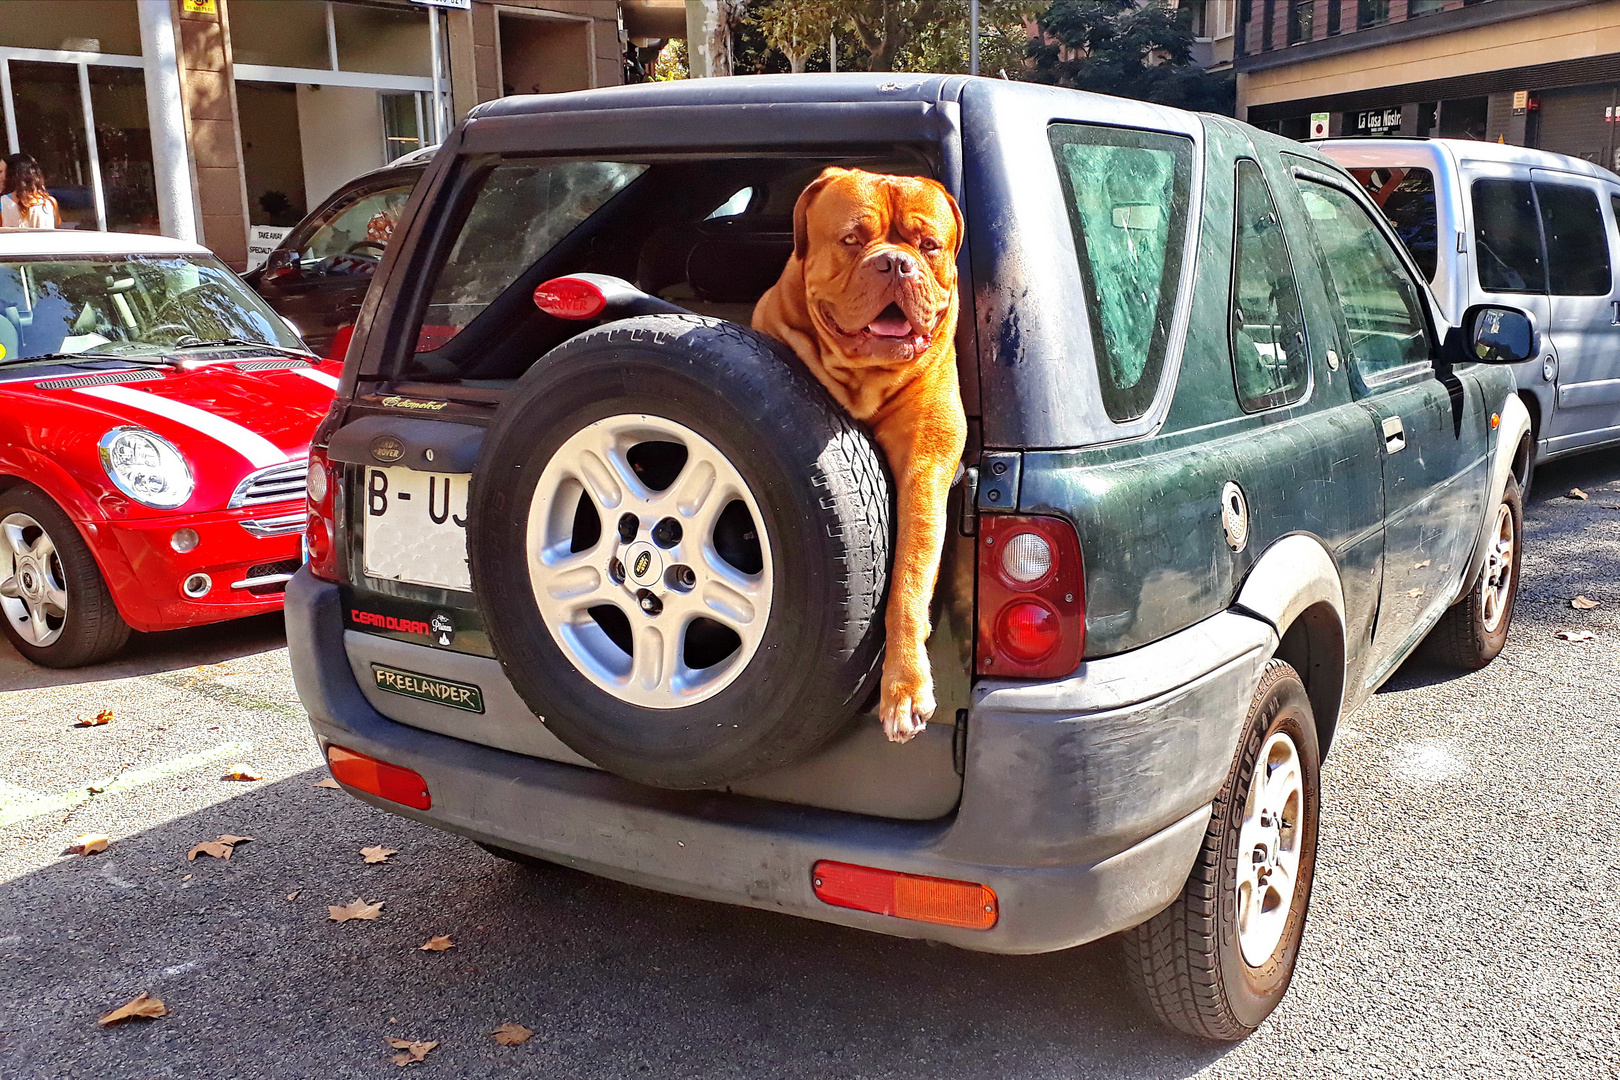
[
  {"x1": 1424, "y1": 474, "x2": 1522, "y2": 670},
  {"x1": 1122, "y1": 659, "x2": 1320, "y2": 1041},
  {"x1": 0, "y1": 484, "x2": 130, "y2": 668},
  {"x1": 468, "y1": 315, "x2": 891, "y2": 789}
]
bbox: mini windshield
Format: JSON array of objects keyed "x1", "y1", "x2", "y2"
[{"x1": 0, "y1": 254, "x2": 303, "y2": 363}]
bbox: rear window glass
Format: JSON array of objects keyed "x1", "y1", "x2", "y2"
[
  {"x1": 1536, "y1": 182, "x2": 1612, "y2": 297},
  {"x1": 1472, "y1": 179, "x2": 1545, "y2": 293},
  {"x1": 1349, "y1": 167, "x2": 1438, "y2": 282},
  {"x1": 399, "y1": 153, "x2": 933, "y2": 382},
  {"x1": 1048, "y1": 123, "x2": 1193, "y2": 423}
]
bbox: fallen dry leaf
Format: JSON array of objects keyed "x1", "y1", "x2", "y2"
[
  {"x1": 187, "y1": 834, "x2": 253, "y2": 861},
  {"x1": 181, "y1": 873, "x2": 192, "y2": 881},
  {"x1": 222, "y1": 764, "x2": 262, "y2": 781},
  {"x1": 1556, "y1": 629, "x2": 1596, "y2": 642},
  {"x1": 74, "y1": 709, "x2": 113, "y2": 728},
  {"x1": 65, "y1": 834, "x2": 109, "y2": 856},
  {"x1": 328, "y1": 898, "x2": 384, "y2": 923},
  {"x1": 492, "y1": 1022, "x2": 533, "y2": 1046},
  {"x1": 387, "y1": 1038, "x2": 438, "y2": 1067},
  {"x1": 1413, "y1": 560, "x2": 1431, "y2": 569},
  {"x1": 98, "y1": 993, "x2": 166, "y2": 1026},
  {"x1": 418, "y1": 935, "x2": 454, "y2": 952},
  {"x1": 1407, "y1": 588, "x2": 1424, "y2": 598},
  {"x1": 287, "y1": 891, "x2": 300, "y2": 901},
  {"x1": 1572, "y1": 595, "x2": 1601, "y2": 610},
  {"x1": 361, "y1": 846, "x2": 399, "y2": 864},
  {"x1": 1568, "y1": 488, "x2": 1590, "y2": 500},
  {"x1": 313, "y1": 777, "x2": 342, "y2": 789}
]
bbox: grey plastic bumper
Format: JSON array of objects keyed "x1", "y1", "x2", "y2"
[{"x1": 288, "y1": 568, "x2": 1275, "y2": 954}]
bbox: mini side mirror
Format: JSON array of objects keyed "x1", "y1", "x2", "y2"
[{"x1": 1465, "y1": 304, "x2": 1537, "y2": 364}]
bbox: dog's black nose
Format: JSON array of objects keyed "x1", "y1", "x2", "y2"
[{"x1": 877, "y1": 253, "x2": 916, "y2": 277}]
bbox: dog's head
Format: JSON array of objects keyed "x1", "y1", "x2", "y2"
[{"x1": 791, "y1": 167, "x2": 963, "y2": 368}]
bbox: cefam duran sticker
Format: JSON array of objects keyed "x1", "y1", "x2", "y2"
[{"x1": 371, "y1": 664, "x2": 484, "y2": 713}]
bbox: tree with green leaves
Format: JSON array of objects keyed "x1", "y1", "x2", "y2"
[
  {"x1": 1027, "y1": 0, "x2": 1234, "y2": 114},
  {"x1": 749, "y1": 0, "x2": 841, "y2": 72}
]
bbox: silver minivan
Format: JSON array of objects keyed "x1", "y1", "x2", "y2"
[{"x1": 1318, "y1": 138, "x2": 1620, "y2": 468}]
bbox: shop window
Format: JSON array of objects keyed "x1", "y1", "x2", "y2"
[
  {"x1": 381, "y1": 93, "x2": 425, "y2": 162},
  {"x1": 1409, "y1": 0, "x2": 1445, "y2": 15},
  {"x1": 1350, "y1": 167, "x2": 1438, "y2": 282},
  {"x1": 1472, "y1": 179, "x2": 1545, "y2": 294},
  {"x1": 1327, "y1": 0, "x2": 1341, "y2": 34},
  {"x1": 1288, "y1": 1, "x2": 1315, "y2": 44},
  {"x1": 1357, "y1": 0, "x2": 1390, "y2": 29},
  {"x1": 334, "y1": 3, "x2": 431, "y2": 78},
  {"x1": 8, "y1": 60, "x2": 95, "y2": 230},
  {"x1": 1231, "y1": 161, "x2": 1309, "y2": 411},
  {"x1": 228, "y1": 0, "x2": 330, "y2": 69},
  {"x1": 1536, "y1": 184, "x2": 1612, "y2": 297},
  {"x1": 0, "y1": 1, "x2": 142, "y2": 56},
  {"x1": 1049, "y1": 123, "x2": 1194, "y2": 423},
  {"x1": 87, "y1": 66, "x2": 158, "y2": 233}
]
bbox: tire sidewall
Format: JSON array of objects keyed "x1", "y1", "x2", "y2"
[
  {"x1": 468, "y1": 318, "x2": 889, "y2": 787},
  {"x1": 1476, "y1": 474, "x2": 1523, "y2": 659},
  {"x1": 0, "y1": 485, "x2": 118, "y2": 666},
  {"x1": 1215, "y1": 665, "x2": 1321, "y2": 1030}
]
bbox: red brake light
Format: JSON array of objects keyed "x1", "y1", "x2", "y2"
[
  {"x1": 977, "y1": 515, "x2": 1085, "y2": 678},
  {"x1": 326, "y1": 745, "x2": 431, "y2": 810},
  {"x1": 534, "y1": 276, "x2": 607, "y2": 320},
  {"x1": 812, "y1": 861, "x2": 998, "y2": 929},
  {"x1": 305, "y1": 446, "x2": 340, "y2": 582}
]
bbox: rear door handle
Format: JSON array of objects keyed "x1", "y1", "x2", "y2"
[{"x1": 1382, "y1": 416, "x2": 1405, "y2": 454}]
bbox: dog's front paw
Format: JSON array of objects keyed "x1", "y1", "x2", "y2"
[{"x1": 879, "y1": 661, "x2": 936, "y2": 744}]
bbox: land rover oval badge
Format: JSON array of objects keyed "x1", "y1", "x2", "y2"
[{"x1": 370, "y1": 435, "x2": 404, "y2": 463}]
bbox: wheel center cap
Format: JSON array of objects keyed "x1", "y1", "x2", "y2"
[{"x1": 623, "y1": 541, "x2": 662, "y2": 588}]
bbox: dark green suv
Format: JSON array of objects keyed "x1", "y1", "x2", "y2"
[{"x1": 287, "y1": 75, "x2": 1536, "y2": 1040}]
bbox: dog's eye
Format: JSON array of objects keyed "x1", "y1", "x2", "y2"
[
  {"x1": 919, "y1": 238, "x2": 941, "y2": 252},
  {"x1": 841, "y1": 235, "x2": 861, "y2": 246}
]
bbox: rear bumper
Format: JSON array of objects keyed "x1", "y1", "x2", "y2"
[{"x1": 288, "y1": 569, "x2": 1274, "y2": 954}]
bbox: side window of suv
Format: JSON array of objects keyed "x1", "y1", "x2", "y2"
[
  {"x1": 1048, "y1": 123, "x2": 1193, "y2": 423},
  {"x1": 297, "y1": 184, "x2": 415, "y2": 276},
  {"x1": 1472, "y1": 179, "x2": 1545, "y2": 293},
  {"x1": 1536, "y1": 182, "x2": 1612, "y2": 296},
  {"x1": 1231, "y1": 160, "x2": 1309, "y2": 411},
  {"x1": 1294, "y1": 179, "x2": 1431, "y2": 380}
]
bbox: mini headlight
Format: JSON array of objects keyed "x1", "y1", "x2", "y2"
[{"x1": 99, "y1": 427, "x2": 194, "y2": 509}]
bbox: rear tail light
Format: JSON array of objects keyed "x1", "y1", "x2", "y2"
[
  {"x1": 305, "y1": 445, "x2": 340, "y2": 582},
  {"x1": 534, "y1": 276, "x2": 607, "y2": 320},
  {"x1": 326, "y1": 745, "x2": 431, "y2": 810},
  {"x1": 976, "y1": 514, "x2": 1084, "y2": 678},
  {"x1": 812, "y1": 861, "x2": 998, "y2": 930}
]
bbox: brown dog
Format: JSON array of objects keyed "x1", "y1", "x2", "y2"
[{"x1": 753, "y1": 167, "x2": 966, "y2": 743}]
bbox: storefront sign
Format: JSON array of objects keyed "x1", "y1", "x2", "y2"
[
  {"x1": 410, "y1": 0, "x2": 472, "y2": 9},
  {"x1": 1512, "y1": 90, "x2": 1529, "y2": 111},
  {"x1": 246, "y1": 225, "x2": 290, "y2": 271},
  {"x1": 1354, "y1": 107, "x2": 1403, "y2": 136},
  {"x1": 1309, "y1": 112, "x2": 1330, "y2": 138},
  {"x1": 181, "y1": 0, "x2": 217, "y2": 14}
]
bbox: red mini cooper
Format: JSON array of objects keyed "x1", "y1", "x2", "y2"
[{"x1": 0, "y1": 230, "x2": 338, "y2": 667}]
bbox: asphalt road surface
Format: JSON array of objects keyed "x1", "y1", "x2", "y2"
[{"x1": 2, "y1": 456, "x2": 1617, "y2": 1080}]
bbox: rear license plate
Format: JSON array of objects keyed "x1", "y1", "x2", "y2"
[{"x1": 361, "y1": 466, "x2": 470, "y2": 591}]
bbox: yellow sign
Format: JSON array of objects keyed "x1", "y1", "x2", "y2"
[
  {"x1": 1512, "y1": 90, "x2": 1529, "y2": 111},
  {"x1": 182, "y1": 0, "x2": 217, "y2": 14}
]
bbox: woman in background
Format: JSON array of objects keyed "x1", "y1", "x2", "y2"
[{"x1": 1, "y1": 155, "x2": 59, "y2": 228}]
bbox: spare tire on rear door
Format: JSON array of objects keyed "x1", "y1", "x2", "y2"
[{"x1": 468, "y1": 315, "x2": 892, "y2": 789}]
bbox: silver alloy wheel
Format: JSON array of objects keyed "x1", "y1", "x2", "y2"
[
  {"x1": 0, "y1": 512, "x2": 68, "y2": 648},
  {"x1": 525, "y1": 414, "x2": 773, "y2": 709},
  {"x1": 1236, "y1": 730, "x2": 1304, "y2": 968},
  {"x1": 1480, "y1": 502, "x2": 1515, "y2": 634}
]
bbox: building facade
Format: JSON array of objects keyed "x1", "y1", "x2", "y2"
[
  {"x1": 1236, "y1": 0, "x2": 1620, "y2": 169},
  {"x1": 0, "y1": 0, "x2": 621, "y2": 268}
]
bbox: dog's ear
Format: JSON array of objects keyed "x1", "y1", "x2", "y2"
[
  {"x1": 918, "y1": 177, "x2": 965, "y2": 257},
  {"x1": 793, "y1": 167, "x2": 847, "y2": 262}
]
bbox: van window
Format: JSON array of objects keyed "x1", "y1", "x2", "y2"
[
  {"x1": 1472, "y1": 179, "x2": 1545, "y2": 293},
  {"x1": 1048, "y1": 123, "x2": 1193, "y2": 423},
  {"x1": 1231, "y1": 160, "x2": 1309, "y2": 411},
  {"x1": 1536, "y1": 183, "x2": 1612, "y2": 296},
  {"x1": 1349, "y1": 167, "x2": 1437, "y2": 282}
]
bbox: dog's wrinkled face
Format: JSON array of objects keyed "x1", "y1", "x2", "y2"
[{"x1": 795, "y1": 168, "x2": 963, "y2": 368}]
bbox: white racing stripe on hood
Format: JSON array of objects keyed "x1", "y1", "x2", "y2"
[
  {"x1": 292, "y1": 367, "x2": 340, "y2": 390},
  {"x1": 74, "y1": 384, "x2": 289, "y2": 469}
]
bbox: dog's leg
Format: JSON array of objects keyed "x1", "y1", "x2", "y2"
[{"x1": 872, "y1": 394, "x2": 965, "y2": 743}]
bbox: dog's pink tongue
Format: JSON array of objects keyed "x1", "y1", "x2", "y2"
[{"x1": 867, "y1": 306, "x2": 913, "y2": 338}]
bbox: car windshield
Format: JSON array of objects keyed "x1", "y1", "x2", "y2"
[{"x1": 0, "y1": 253, "x2": 303, "y2": 363}]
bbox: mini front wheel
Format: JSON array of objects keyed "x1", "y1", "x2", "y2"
[
  {"x1": 0, "y1": 485, "x2": 130, "y2": 668},
  {"x1": 1122, "y1": 659, "x2": 1321, "y2": 1040}
]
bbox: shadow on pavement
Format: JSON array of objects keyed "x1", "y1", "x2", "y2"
[
  {"x1": 0, "y1": 613, "x2": 287, "y2": 693},
  {"x1": 0, "y1": 770, "x2": 1232, "y2": 1079}
]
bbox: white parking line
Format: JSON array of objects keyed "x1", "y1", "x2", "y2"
[{"x1": 0, "y1": 741, "x2": 253, "y2": 828}]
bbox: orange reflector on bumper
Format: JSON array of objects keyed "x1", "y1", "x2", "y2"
[
  {"x1": 812, "y1": 860, "x2": 998, "y2": 930},
  {"x1": 326, "y1": 745, "x2": 432, "y2": 810}
]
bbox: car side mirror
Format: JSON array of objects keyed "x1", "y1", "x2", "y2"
[
  {"x1": 263, "y1": 248, "x2": 300, "y2": 282},
  {"x1": 1464, "y1": 304, "x2": 1538, "y2": 364}
]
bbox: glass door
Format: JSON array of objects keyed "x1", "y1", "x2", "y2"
[{"x1": 7, "y1": 60, "x2": 96, "y2": 229}]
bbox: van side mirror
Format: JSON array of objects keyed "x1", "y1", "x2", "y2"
[{"x1": 1464, "y1": 305, "x2": 1537, "y2": 364}]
